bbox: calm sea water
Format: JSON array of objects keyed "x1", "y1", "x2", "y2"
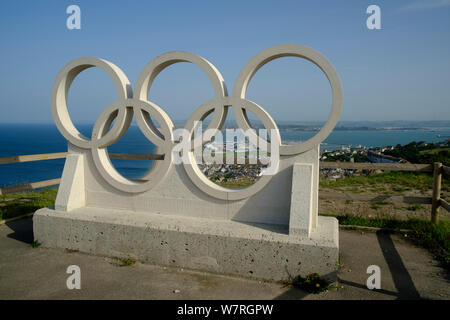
[{"x1": 1, "y1": 123, "x2": 450, "y2": 188}]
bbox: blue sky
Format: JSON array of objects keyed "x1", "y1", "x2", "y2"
[{"x1": 0, "y1": 0, "x2": 449, "y2": 124}]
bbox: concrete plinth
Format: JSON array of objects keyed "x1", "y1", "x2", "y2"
[{"x1": 33, "y1": 207, "x2": 339, "y2": 282}]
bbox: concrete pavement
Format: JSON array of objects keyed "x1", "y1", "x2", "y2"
[{"x1": 0, "y1": 217, "x2": 448, "y2": 300}]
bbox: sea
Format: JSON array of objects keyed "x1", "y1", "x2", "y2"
[{"x1": 1, "y1": 123, "x2": 450, "y2": 188}]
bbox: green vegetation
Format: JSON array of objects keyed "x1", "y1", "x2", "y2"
[
  {"x1": 291, "y1": 273, "x2": 331, "y2": 294},
  {"x1": 116, "y1": 254, "x2": 136, "y2": 266},
  {"x1": 408, "y1": 220, "x2": 450, "y2": 269},
  {"x1": 420, "y1": 147, "x2": 450, "y2": 156},
  {"x1": 330, "y1": 214, "x2": 416, "y2": 229},
  {"x1": 219, "y1": 169, "x2": 449, "y2": 193},
  {"x1": 0, "y1": 188, "x2": 57, "y2": 221},
  {"x1": 327, "y1": 214, "x2": 450, "y2": 270},
  {"x1": 383, "y1": 141, "x2": 450, "y2": 166},
  {"x1": 320, "y1": 171, "x2": 437, "y2": 193},
  {"x1": 30, "y1": 240, "x2": 41, "y2": 248},
  {"x1": 323, "y1": 152, "x2": 368, "y2": 163}
]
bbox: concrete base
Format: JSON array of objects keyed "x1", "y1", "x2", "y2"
[
  {"x1": 59, "y1": 144, "x2": 321, "y2": 237},
  {"x1": 33, "y1": 207, "x2": 339, "y2": 282}
]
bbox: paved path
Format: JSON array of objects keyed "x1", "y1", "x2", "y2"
[{"x1": 0, "y1": 218, "x2": 448, "y2": 300}]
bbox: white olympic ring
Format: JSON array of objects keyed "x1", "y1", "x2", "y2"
[{"x1": 51, "y1": 44, "x2": 343, "y2": 199}]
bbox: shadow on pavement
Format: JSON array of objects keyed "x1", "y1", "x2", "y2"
[
  {"x1": 6, "y1": 217, "x2": 34, "y2": 244},
  {"x1": 337, "y1": 279, "x2": 398, "y2": 297},
  {"x1": 376, "y1": 230, "x2": 421, "y2": 300},
  {"x1": 273, "y1": 271, "x2": 337, "y2": 300},
  {"x1": 273, "y1": 287, "x2": 309, "y2": 300},
  {"x1": 274, "y1": 231, "x2": 424, "y2": 300}
]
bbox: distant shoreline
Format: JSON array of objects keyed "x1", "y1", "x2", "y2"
[{"x1": 1, "y1": 120, "x2": 450, "y2": 131}]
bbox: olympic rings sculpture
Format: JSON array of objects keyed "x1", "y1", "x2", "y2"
[{"x1": 51, "y1": 44, "x2": 343, "y2": 200}]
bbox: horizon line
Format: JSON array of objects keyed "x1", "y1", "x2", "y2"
[{"x1": 1, "y1": 120, "x2": 450, "y2": 125}]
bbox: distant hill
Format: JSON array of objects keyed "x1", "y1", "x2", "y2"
[{"x1": 170, "y1": 120, "x2": 450, "y2": 130}]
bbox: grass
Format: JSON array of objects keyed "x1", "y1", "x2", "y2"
[
  {"x1": 116, "y1": 254, "x2": 136, "y2": 266},
  {"x1": 30, "y1": 240, "x2": 41, "y2": 248},
  {"x1": 419, "y1": 148, "x2": 450, "y2": 155},
  {"x1": 0, "y1": 188, "x2": 57, "y2": 221},
  {"x1": 320, "y1": 171, "x2": 435, "y2": 193},
  {"x1": 408, "y1": 220, "x2": 450, "y2": 269},
  {"x1": 328, "y1": 214, "x2": 450, "y2": 270}
]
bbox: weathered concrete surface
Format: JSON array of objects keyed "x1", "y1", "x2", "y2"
[
  {"x1": 33, "y1": 207, "x2": 338, "y2": 282},
  {"x1": 1, "y1": 218, "x2": 449, "y2": 300}
]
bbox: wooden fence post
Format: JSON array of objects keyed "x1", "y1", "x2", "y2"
[{"x1": 431, "y1": 162, "x2": 442, "y2": 225}]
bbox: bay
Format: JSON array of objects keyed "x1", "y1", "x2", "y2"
[{"x1": 0, "y1": 123, "x2": 449, "y2": 188}]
